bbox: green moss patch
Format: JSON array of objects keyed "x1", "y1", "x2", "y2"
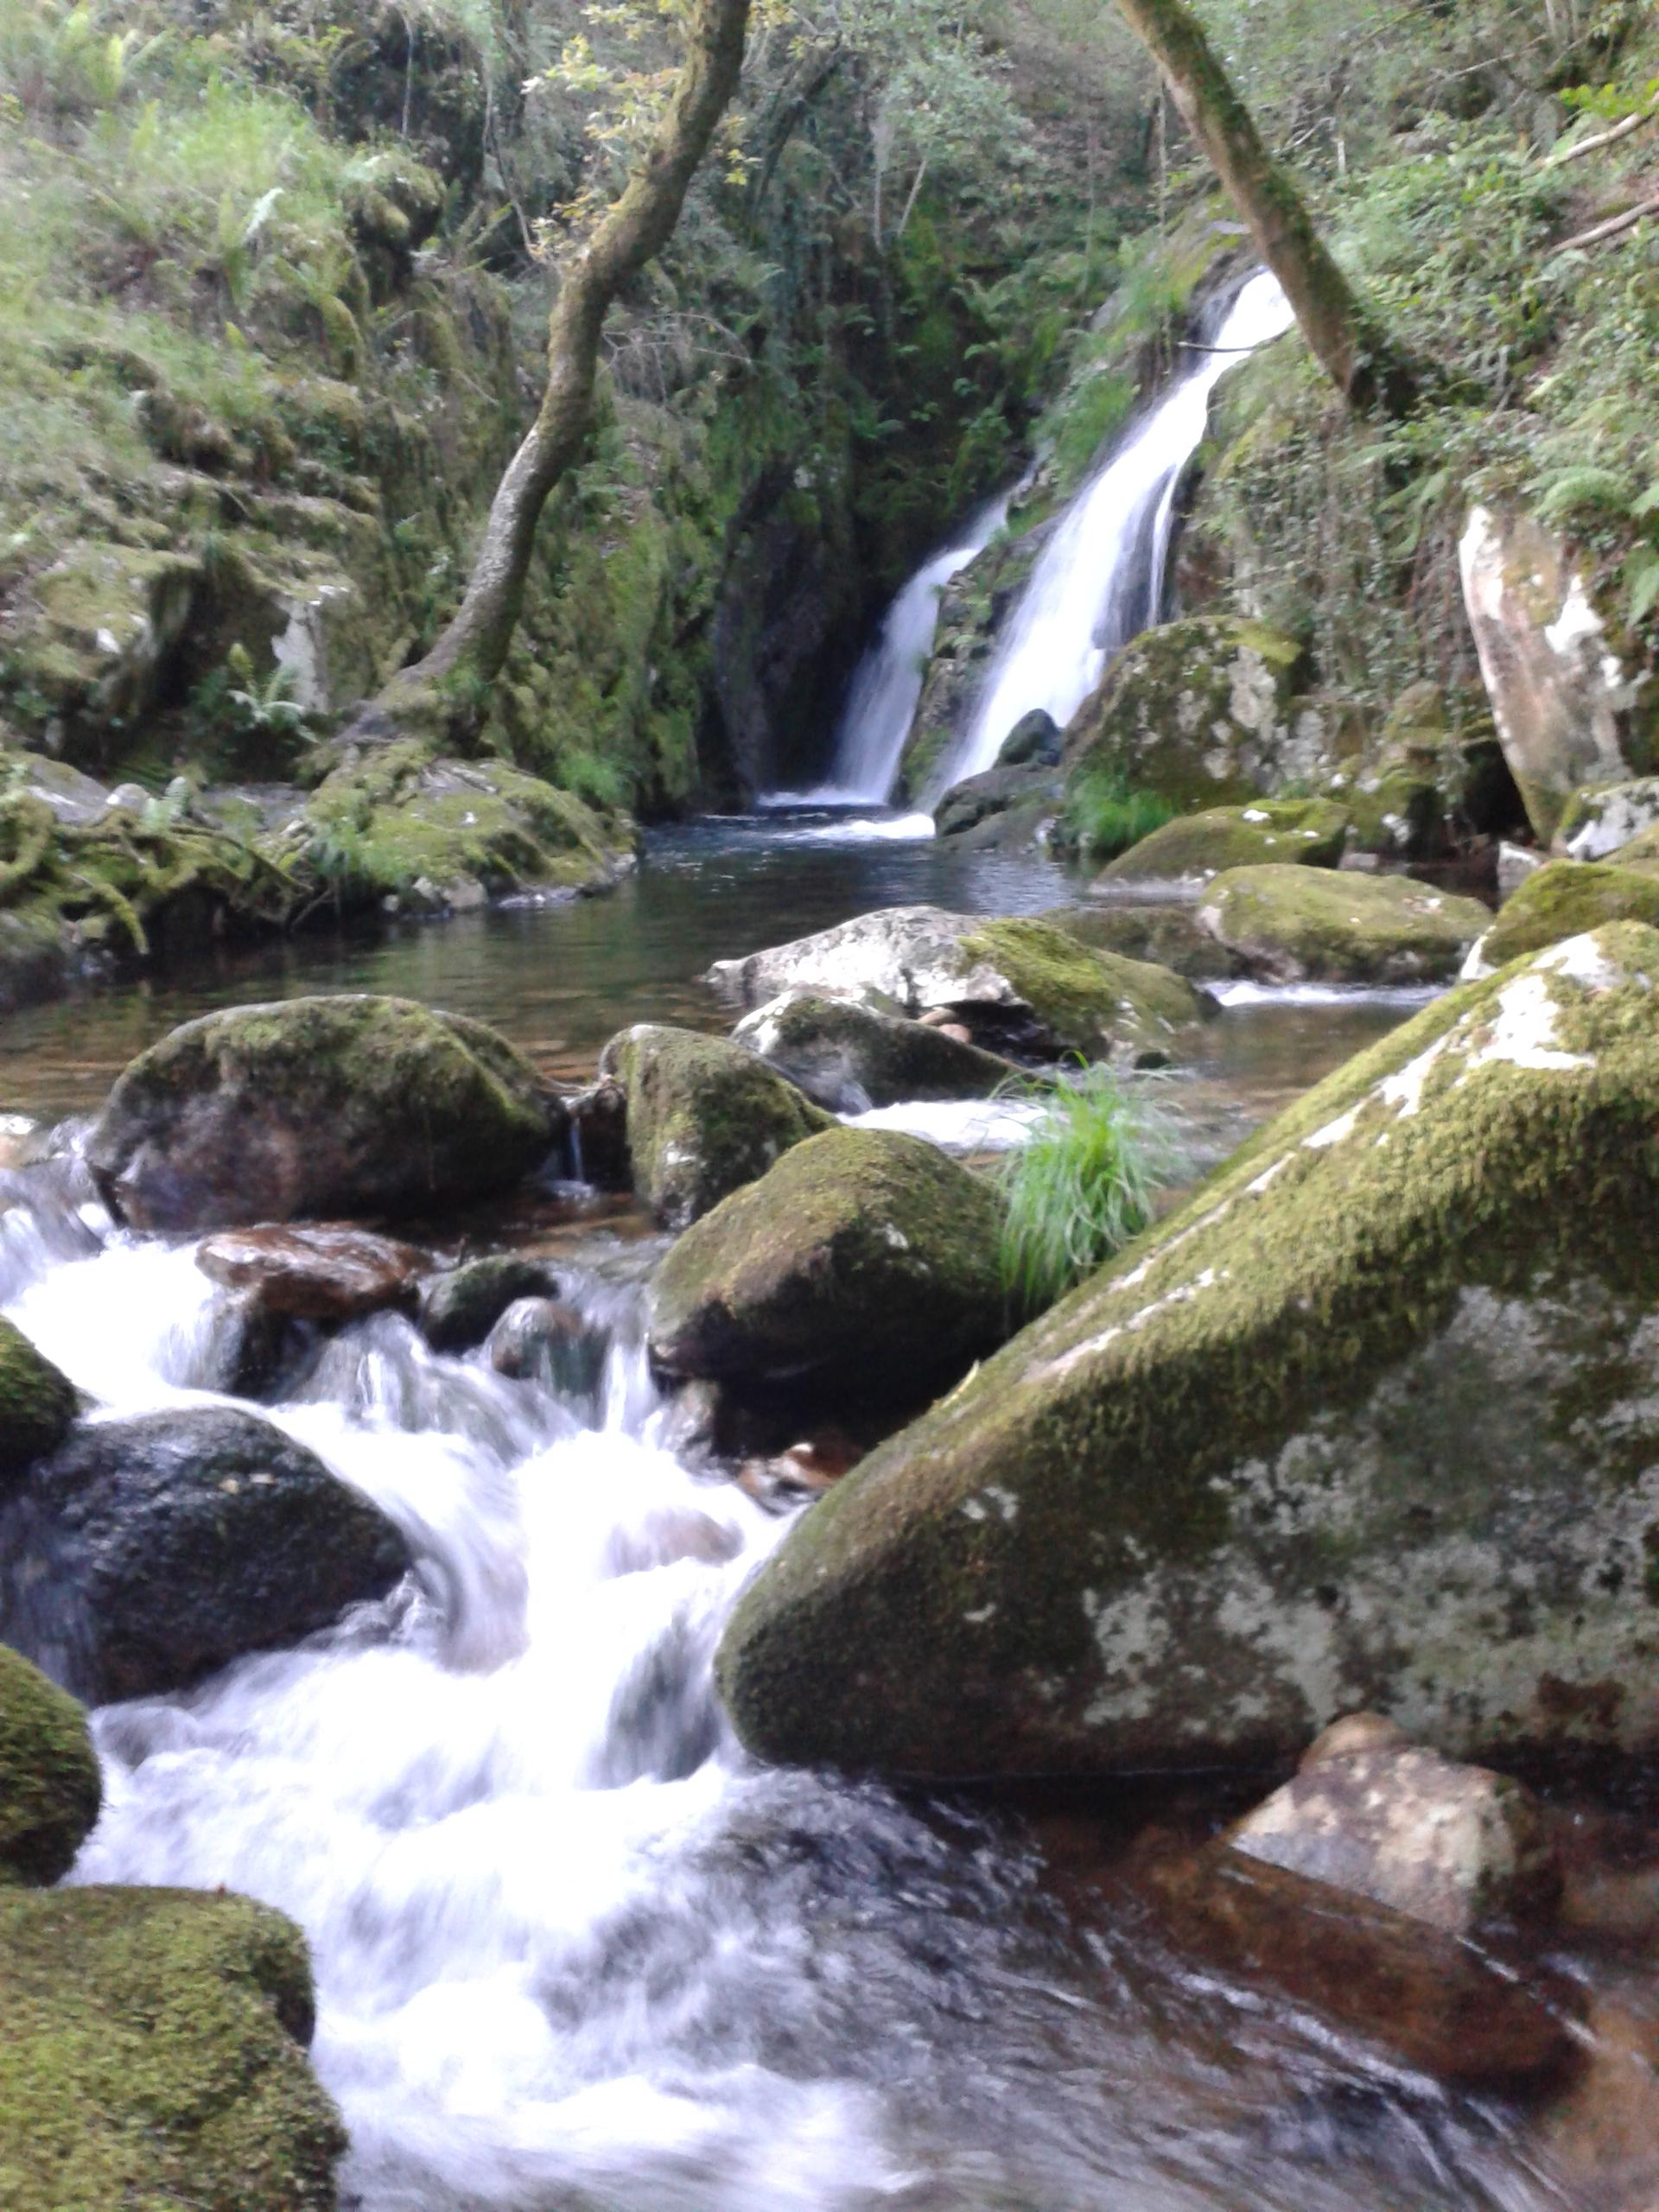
[
  {"x1": 0, "y1": 1318, "x2": 78, "y2": 1486},
  {"x1": 0, "y1": 1645, "x2": 99, "y2": 1887},
  {"x1": 1472, "y1": 860, "x2": 1659, "y2": 976},
  {"x1": 1197, "y1": 863, "x2": 1491, "y2": 984},
  {"x1": 1096, "y1": 798, "x2": 1351, "y2": 887}
]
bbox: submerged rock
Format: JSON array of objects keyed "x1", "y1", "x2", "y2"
[
  {"x1": 88, "y1": 994, "x2": 558, "y2": 1232},
  {"x1": 0, "y1": 1643, "x2": 100, "y2": 1886},
  {"x1": 195, "y1": 1224, "x2": 428, "y2": 1322},
  {"x1": 1230, "y1": 1719, "x2": 1558, "y2": 1934},
  {"x1": 709, "y1": 906, "x2": 1210, "y2": 1062},
  {"x1": 0, "y1": 1318, "x2": 78, "y2": 1484},
  {"x1": 0, "y1": 1885, "x2": 345, "y2": 2211},
  {"x1": 649, "y1": 1127, "x2": 1006, "y2": 1403},
  {"x1": 417, "y1": 1252, "x2": 565, "y2": 1353},
  {"x1": 1094, "y1": 798, "x2": 1350, "y2": 888},
  {"x1": 1197, "y1": 865, "x2": 1490, "y2": 984},
  {"x1": 599, "y1": 1024, "x2": 830, "y2": 1231},
  {"x1": 733, "y1": 990, "x2": 1019, "y2": 1115},
  {"x1": 717, "y1": 925, "x2": 1659, "y2": 1780},
  {"x1": 486, "y1": 1296, "x2": 607, "y2": 1407},
  {"x1": 3, "y1": 1408, "x2": 410, "y2": 1702},
  {"x1": 1463, "y1": 859, "x2": 1659, "y2": 981}
]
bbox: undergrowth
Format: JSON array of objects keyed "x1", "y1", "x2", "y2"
[{"x1": 1062, "y1": 766, "x2": 1175, "y2": 858}]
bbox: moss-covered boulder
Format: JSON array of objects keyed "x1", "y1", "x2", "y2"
[
  {"x1": 88, "y1": 994, "x2": 558, "y2": 1232},
  {"x1": 598, "y1": 1025, "x2": 831, "y2": 1231},
  {"x1": 0, "y1": 1885, "x2": 345, "y2": 2212},
  {"x1": 650, "y1": 1128, "x2": 1007, "y2": 1402},
  {"x1": 417, "y1": 1253, "x2": 565, "y2": 1354},
  {"x1": 1042, "y1": 901, "x2": 1235, "y2": 982},
  {"x1": 0, "y1": 1319, "x2": 77, "y2": 1487},
  {"x1": 733, "y1": 991, "x2": 1020, "y2": 1115},
  {"x1": 716, "y1": 925, "x2": 1659, "y2": 1779},
  {"x1": 1062, "y1": 615, "x2": 1310, "y2": 810},
  {"x1": 1094, "y1": 799, "x2": 1351, "y2": 889},
  {"x1": 0, "y1": 1645, "x2": 99, "y2": 1887},
  {"x1": 1197, "y1": 865, "x2": 1490, "y2": 985},
  {"x1": 1463, "y1": 860, "x2": 1659, "y2": 981},
  {"x1": 1558, "y1": 778, "x2": 1659, "y2": 862},
  {"x1": 4, "y1": 1408, "x2": 410, "y2": 1702},
  {"x1": 709, "y1": 906, "x2": 1211, "y2": 1062}
]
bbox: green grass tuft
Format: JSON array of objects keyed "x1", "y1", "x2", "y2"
[{"x1": 1063, "y1": 766, "x2": 1175, "y2": 859}]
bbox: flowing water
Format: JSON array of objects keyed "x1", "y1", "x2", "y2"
[{"x1": 940, "y1": 272, "x2": 1296, "y2": 794}]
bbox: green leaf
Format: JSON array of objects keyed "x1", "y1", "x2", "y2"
[{"x1": 1626, "y1": 548, "x2": 1659, "y2": 631}]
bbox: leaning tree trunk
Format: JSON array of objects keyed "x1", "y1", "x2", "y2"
[
  {"x1": 376, "y1": 0, "x2": 753, "y2": 721},
  {"x1": 1113, "y1": 0, "x2": 1412, "y2": 414}
]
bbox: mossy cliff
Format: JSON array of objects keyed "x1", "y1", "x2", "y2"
[{"x1": 718, "y1": 922, "x2": 1659, "y2": 1781}]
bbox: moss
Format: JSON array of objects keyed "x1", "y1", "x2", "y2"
[
  {"x1": 0, "y1": 1885, "x2": 346, "y2": 2212},
  {"x1": 716, "y1": 924, "x2": 1659, "y2": 1778},
  {"x1": 1096, "y1": 798, "x2": 1351, "y2": 886},
  {"x1": 601, "y1": 1024, "x2": 831, "y2": 1231},
  {"x1": 1474, "y1": 861, "x2": 1659, "y2": 973},
  {"x1": 739, "y1": 991, "x2": 1020, "y2": 1111},
  {"x1": 1197, "y1": 863, "x2": 1491, "y2": 984},
  {"x1": 649, "y1": 1126, "x2": 1007, "y2": 1395},
  {"x1": 1044, "y1": 899, "x2": 1235, "y2": 982},
  {"x1": 0, "y1": 1318, "x2": 78, "y2": 1485},
  {"x1": 0, "y1": 1645, "x2": 99, "y2": 1887},
  {"x1": 961, "y1": 917, "x2": 1209, "y2": 1058}
]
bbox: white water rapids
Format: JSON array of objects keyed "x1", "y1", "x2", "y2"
[{"x1": 0, "y1": 1131, "x2": 1577, "y2": 2211}]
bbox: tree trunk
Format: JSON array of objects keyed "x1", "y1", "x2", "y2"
[
  {"x1": 373, "y1": 0, "x2": 753, "y2": 722},
  {"x1": 1113, "y1": 0, "x2": 1413, "y2": 415}
]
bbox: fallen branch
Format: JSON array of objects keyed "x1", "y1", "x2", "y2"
[
  {"x1": 1545, "y1": 105, "x2": 1658, "y2": 168},
  {"x1": 1546, "y1": 190, "x2": 1659, "y2": 258}
]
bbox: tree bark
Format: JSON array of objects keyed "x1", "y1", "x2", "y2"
[
  {"x1": 1113, "y1": 0, "x2": 1413, "y2": 415},
  {"x1": 375, "y1": 0, "x2": 753, "y2": 718}
]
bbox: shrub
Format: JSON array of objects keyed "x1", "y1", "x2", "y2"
[{"x1": 1063, "y1": 766, "x2": 1175, "y2": 858}]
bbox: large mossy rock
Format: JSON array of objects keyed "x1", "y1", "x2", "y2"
[
  {"x1": 1197, "y1": 865, "x2": 1491, "y2": 984},
  {"x1": 1094, "y1": 799, "x2": 1351, "y2": 889},
  {"x1": 1464, "y1": 860, "x2": 1659, "y2": 980},
  {"x1": 709, "y1": 906, "x2": 1210, "y2": 1061},
  {"x1": 1062, "y1": 615, "x2": 1309, "y2": 809},
  {"x1": 1558, "y1": 777, "x2": 1659, "y2": 862},
  {"x1": 0, "y1": 1885, "x2": 345, "y2": 2212},
  {"x1": 88, "y1": 994, "x2": 557, "y2": 1232},
  {"x1": 0, "y1": 1644, "x2": 99, "y2": 1886},
  {"x1": 717, "y1": 925, "x2": 1659, "y2": 1780},
  {"x1": 649, "y1": 1128, "x2": 1007, "y2": 1401},
  {"x1": 1043, "y1": 901, "x2": 1235, "y2": 983},
  {"x1": 598, "y1": 1024, "x2": 831, "y2": 1231},
  {"x1": 2, "y1": 1408, "x2": 410, "y2": 1702},
  {"x1": 0, "y1": 1319, "x2": 77, "y2": 1484},
  {"x1": 733, "y1": 991, "x2": 1020, "y2": 1115}
]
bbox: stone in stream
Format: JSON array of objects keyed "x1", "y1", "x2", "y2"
[
  {"x1": 1, "y1": 1408, "x2": 410, "y2": 1702},
  {"x1": 0, "y1": 1317, "x2": 78, "y2": 1484},
  {"x1": 87, "y1": 994, "x2": 561, "y2": 1233},
  {"x1": 932, "y1": 762, "x2": 1061, "y2": 848},
  {"x1": 0, "y1": 1642, "x2": 100, "y2": 1885},
  {"x1": 417, "y1": 1251, "x2": 565, "y2": 1353},
  {"x1": 1092, "y1": 799, "x2": 1351, "y2": 890},
  {"x1": 649, "y1": 1127, "x2": 1007, "y2": 1405},
  {"x1": 1042, "y1": 902, "x2": 1235, "y2": 983},
  {"x1": 1196, "y1": 864, "x2": 1490, "y2": 985},
  {"x1": 716, "y1": 925, "x2": 1659, "y2": 1781},
  {"x1": 486, "y1": 1296, "x2": 607, "y2": 1408},
  {"x1": 732, "y1": 989, "x2": 1021, "y2": 1115},
  {"x1": 598, "y1": 1023, "x2": 831, "y2": 1231},
  {"x1": 195, "y1": 1224, "x2": 429, "y2": 1322},
  {"x1": 706, "y1": 906, "x2": 1211, "y2": 1063},
  {"x1": 1462, "y1": 859, "x2": 1659, "y2": 982},
  {"x1": 0, "y1": 1885, "x2": 346, "y2": 2211}
]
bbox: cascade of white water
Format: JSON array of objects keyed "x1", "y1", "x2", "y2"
[
  {"x1": 794, "y1": 494, "x2": 1009, "y2": 805},
  {"x1": 933, "y1": 272, "x2": 1294, "y2": 798}
]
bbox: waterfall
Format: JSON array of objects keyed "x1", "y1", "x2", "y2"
[
  {"x1": 934, "y1": 271, "x2": 1294, "y2": 796},
  {"x1": 793, "y1": 495, "x2": 1008, "y2": 805}
]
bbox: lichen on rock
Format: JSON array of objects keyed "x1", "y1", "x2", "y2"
[
  {"x1": 1198, "y1": 863, "x2": 1490, "y2": 984},
  {"x1": 1095, "y1": 798, "x2": 1351, "y2": 888},
  {"x1": 1463, "y1": 859, "x2": 1659, "y2": 981}
]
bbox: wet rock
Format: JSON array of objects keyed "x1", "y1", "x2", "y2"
[
  {"x1": 933, "y1": 762, "x2": 1061, "y2": 843},
  {"x1": 0, "y1": 1317, "x2": 78, "y2": 1486},
  {"x1": 738, "y1": 1435, "x2": 861, "y2": 1515},
  {"x1": 598, "y1": 1024, "x2": 830, "y2": 1231},
  {"x1": 1043, "y1": 901, "x2": 1235, "y2": 982},
  {"x1": 417, "y1": 1252, "x2": 564, "y2": 1354},
  {"x1": 1093, "y1": 799, "x2": 1351, "y2": 889},
  {"x1": 1459, "y1": 505, "x2": 1646, "y2": 842},
  {"x1": 566, "y1": 1078, "x2": 631, "y2": 1189},
  {"x1": 486, "y1": 1297, "x2": 607, "y2": 1406},
  {"x1": 998, "y1": 709, "x2": 1062, "y2": 768},
  {"x1": 708, "y1": 905, "x2": 1211, "y2": 1062},
  {"x1": 733, "y1": 990, "x2": 1020, "y2": 1115},
  {"x1": 1062, "y1": 615, "x2": 1310, "y2": 809},
  {"x1": 716, "y1": 925, "x2": 1659, "y2": 1780},
  {"x1": 3, "y1": 1408, "x2": 410, "y2": 1701},
  {"x1": 1197, "y1": 864, "x2": 1490, "y2": 984},
  {"x1": 1498, "y1": 840, "x2": 1546, "y2": 899},
  {"x1": 0, "y1": 1643, "x2": 100, "y2": 1885},
  {"x1": 0, "y1": 1885, "x2": 345, "y2": 2209},
  {"x1": 88, "y1": 994, "x2": 559, "y2": 1232},
  {"x1": 195, "y1": 1224, "x2": 428, "y2": 1322},
  {"x1": 1559, "y1": 777, "x2": 1659, "y2": 862},
  {"x1": 1463, "y1": 859, "x2": 1659, "y2": 981},
  {"x1": 1230, "y1": 1721, "x2": 1559, "y2": 1933},
  {"x1": 1140, "y1": 1844, "x2": 1574, "y2": 2083},
  {"x1": 650, "y1": 1127, "x2": 1007, "y2": 1404}
]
